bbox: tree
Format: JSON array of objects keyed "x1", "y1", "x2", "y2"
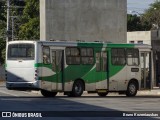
[
  {"x1": 0, "y1": 0, "x2": 39, "y2": 64},
  {"x1": 0, "y1": 1, "x2": 6, "y2": 21},
  {"x1": 18, "y1": 0, "x2": 39, "y2": 40},
  {"x1": 141, "y1": 1, "x2": 160, "y2": 30},
  {"x1": 10, "y1": 0, "x2": 25, "y2": 40},
  {"x1": 0, "y1": 1, "x2": 6, "y2": 64},
  {"x1": 127, "y1": 14, "x2": 141, "y2": 31},
  {"x1": 127, "y1": 1, "x2": 160, "y2": 31},
  {"x1": 127, "y1": 14, "x2": 151, "y2": 31},
  {"x1": 0, "y1": 21, "x2": 6, "y2": 64},
  {"x1": 0, "y1": 0, "x2": 24, "y2": 64}
]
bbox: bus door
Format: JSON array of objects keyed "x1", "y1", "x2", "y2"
[
  {"x1": 95, "y1": 51, "x2": 108, "y2": 91},
  {"x1": 140, "y1": 51, "x2": 152, "y2": 89},
  {"x1": 51, "y1": 50, "x2": 64, "y2": 91}
]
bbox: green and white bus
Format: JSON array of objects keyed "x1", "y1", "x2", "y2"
[{"x1": 5, "y1": 40, "x2": 154, "y2": 97}]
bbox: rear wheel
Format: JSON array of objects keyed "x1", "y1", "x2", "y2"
[
  {"x1": 97, "y1": 92, "x2": 109, "y2": 97},
  {"x1": 41, "y1": 90, "x2": 57, "y2": 97},
  {"x1": 68, "y1": 80, "x2": 84, "y2": 97},
  {"x1": 126, "y1": 81, "x2": 138, "y2": 97}
]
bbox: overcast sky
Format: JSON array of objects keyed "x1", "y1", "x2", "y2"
[{"x1": 127, "y1": 0, "x2": 156, "y2": 14}]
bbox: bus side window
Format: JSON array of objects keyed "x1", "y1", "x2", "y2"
[
  {"x1": 102, "y1": 52, "x2": 107, "y2": 71},
  {"x1": 81, "y1": 48, "x2": 94, "y2": 65},
  {"x1": 111, "y1": 48, "x2": 126, "y2": 65},
  {"x1": 66, "y1": 47, "x2": 80, "y2": 65},
  {"x1": 43, "y1": 47, "x2": 50, "y2": 64},
  {"x1": 96, "y1": 52, "x2": 107, "y2": 72},
  {"x1": 96, "y1": 52, "x2": 101, "y2": 71},
  {"x1": 126, "y1": 48, "x2": 139, "y2": 66}
]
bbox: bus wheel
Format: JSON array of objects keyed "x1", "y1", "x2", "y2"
[
  {"x1": 126, "y1": 81, "x2": 137, "y2": 97},
  {"x1": 97, "y1": 92, "x2": 108, "y2": 97},
  {"x1": 41, "y1": 90, "x2": 57, "y2": 97},
  {"x1": 71, "y1": 80, "x2": 84, "y2": 97}
]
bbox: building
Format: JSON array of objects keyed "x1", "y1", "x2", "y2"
[
  {"x1": 40, "y1": 0, "x2": 127, "y2": 43},
  {"x1": 127, "y1": 30, "x2": 160, "y2": 86},
  {"x1": 127, "y1": 30, "x2": 160, "y2": 45}
]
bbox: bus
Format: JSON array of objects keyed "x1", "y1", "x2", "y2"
[{"x1": 5, "y1": 40, "x2": 154, "y2": 97}]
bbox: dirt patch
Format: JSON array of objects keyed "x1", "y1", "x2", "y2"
[
  {"x1": 0, "y1": 79, "x2": 5, "y2": 83},
  {"x1": 0, "y1": 80, "x2": 5, "y2": 86},
  {"x1": 0, "y1": 77, "x2": 5, "y2": 83}
]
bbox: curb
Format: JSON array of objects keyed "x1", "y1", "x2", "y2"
[
  {"x1": 31, "y1": 90, "x2": 160, "y2": 96},
  {"x1": 137, "y1": 90, "x2": 160, "y2": 95}
]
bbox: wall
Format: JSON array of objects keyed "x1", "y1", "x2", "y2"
[
  {"x1": 151, "y1": 30, "x2": 160, "y2": 51},
  {"x1": 40, "y1": 0, "x2": 127, "y2": 43},
  {"x1": 127, "y1": 31, "x2": 151, "y2": 45}
]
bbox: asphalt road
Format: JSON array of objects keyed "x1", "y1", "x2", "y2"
[{"x1": 0, "y1": 82, "x2": 160, "y2": 120}]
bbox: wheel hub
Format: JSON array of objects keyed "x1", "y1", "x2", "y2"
[
  {"x1": 129, "y1": 84, "x2": 136, "y2": 94},
  {"x1": 75, "y1": 84, "x2": 82, "y2": 94}
]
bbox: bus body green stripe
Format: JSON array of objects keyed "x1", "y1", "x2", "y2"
[
  {"x1": 77, "y1": 42, "x2": 104, "y2": 48},
  {"x1": 34, "y1": 63, "x2": 52, "y2": 69},
  {"x1": 107, "y1": 44, "x2": 134, "y2": 48}
]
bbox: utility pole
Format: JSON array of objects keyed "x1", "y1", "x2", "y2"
[
  {"x1": 11, "y1": 17, "x2": 14, "y2": 41},
  {"x1": 6, "y1": 0, "x2": 10, "y2": 42},
  {"x1": 6, "y1": 0, "x2": 25, "y2": 41},
  {"x1": 10, "y1": 16, "x2": 18, "y2": 41}
]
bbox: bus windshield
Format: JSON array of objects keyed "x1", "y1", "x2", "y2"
[{"x1": 8, "y1": 43, "x2": 35, "y2": 60}]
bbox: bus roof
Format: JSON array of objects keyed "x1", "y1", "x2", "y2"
[{"x1": 7, "y1": 40, "x2": 152, "y2": 49}]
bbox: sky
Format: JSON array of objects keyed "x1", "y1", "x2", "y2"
[{"x1": 127, "y1": 0, "x2": 156, "y2": 14}]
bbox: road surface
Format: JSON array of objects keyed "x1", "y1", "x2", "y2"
[{"x1": 0, "y1": 82, "x2": 160, "y2": 120}]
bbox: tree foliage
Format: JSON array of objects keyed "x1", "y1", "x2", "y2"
[
  {"x1": 0, "y1": 1, "x2": 6, "y2": 64},
  {"x1": 127, "y1": 1, "x2": 160, "y2": 31},
  {"x1": 0, "y1": 1, "x2": 6, "y2": 21},
  {"x1": 0, "y1": 0, "x2": 39, "y2": 64},
  {"x1": 127, "y1": 14, "x2": 142, "y2": 31},
  {"x1": 18, "y1": 0, "x2": 39, "y2": 40},
  {"x1": 127, "y1": 14, "x2": 151, "y2": 31},
  {"x1": 141, "y1": 1, "x2": 160, "y2": 30}
]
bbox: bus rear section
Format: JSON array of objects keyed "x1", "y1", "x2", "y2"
[{"x1": 5, "y1": 42, "x2": 38, "y2": 90}]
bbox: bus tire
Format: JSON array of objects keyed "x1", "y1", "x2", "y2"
[
  {"x1": 70, "y1": 80, "x2": 84, "y2": 97},
  {"x1": 126, "y1": 81, "x2": 138, "y2": 97},
  {"x1": 97, "y1": 92, "x2": 109, "y2": 97},
  {"x1": 41, "y1": 90, "x2": 57, "y2": 97}
]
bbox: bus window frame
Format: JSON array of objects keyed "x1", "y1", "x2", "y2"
[
  {"x1": 111, "y1": 48, "x2": 126, "y2": 66},
  {"x1": 96, "y1": 52, "x2": 101, "y2": 72},
  {"x1": 96, "y1": 51, "x2": 108, "y2": 72},
  {"x1": 65, "y1": 47, "x2": 81, "y2": 65},
  {"x1": 126, "y1": 48, "x2": 140, "y2": 66},
  {"x1": 81, "y1": 47, "x2": 94, "y2": 65},
  {"x1": 7, "y1": 43, "x2": 35, "y2": 60},
  {"x1": 101, "y1": 51, "x2": 107, "y2": 72},
  {"x1": 43, "y1": 46, "x2": 51, "y2": 64}
]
